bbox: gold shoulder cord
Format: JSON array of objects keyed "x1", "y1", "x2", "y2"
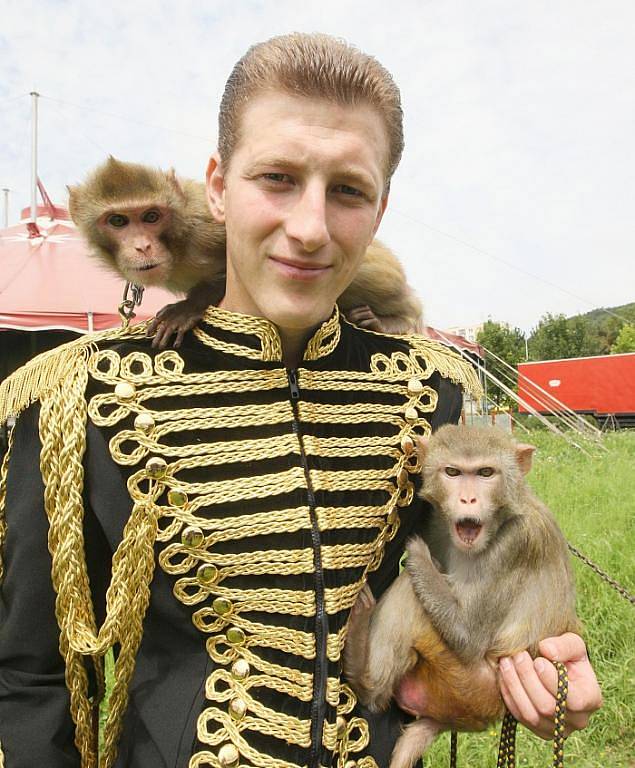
[{"x1": 0, "y1": 324, "x2": 155, "y2": 768}]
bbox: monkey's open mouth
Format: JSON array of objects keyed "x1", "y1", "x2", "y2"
[{"x1": 455, "y1": 517, "x2": 483, "y2": 546}]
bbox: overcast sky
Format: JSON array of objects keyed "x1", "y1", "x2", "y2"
[{"x1": 1, "y1": 0, "x2": 633, "y2": 333}]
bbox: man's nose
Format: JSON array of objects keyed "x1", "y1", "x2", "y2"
[{"x1": 284, "y1": 185, "x2": 330, "y2": 252}]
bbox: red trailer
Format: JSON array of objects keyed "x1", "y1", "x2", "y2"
[{"x1": 517, "y1": 353, "x2": 635, "y2": 428}]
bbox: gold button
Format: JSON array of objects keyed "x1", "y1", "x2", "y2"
[
  {"x1": 114, "y1": 381, "x2": 136, "y2": 400},
  {"x1": 344, "y1": 761, "x2": 357, "y2": 768},
  {"x1": 397, "y1": 468, "x2": 409, "y2": 488},
  {"x1": 167, "y1": 488, "x2": 188, "y2": 507},
  {"x1": 218, "y1": 744, "x2": 239, "y2": 768},
  {"x1": 231, "y1": 659, "x2": 250, "y2": 680},
  {"x1": 181, "y1": 526, "x2": 204, "y2": 548},
  {"x1": 226, "y1": 627, "x2": 245, "y2": 646},
  {"x1": 407, "y1": 378, "x2": 424, "y2": 396},
  {"x1": 400, "y1": 434, "x2": 414, "y2": 455},
  {"x1": 213, "y1": 597, "x2": 233, "y2": 616},
  {"x1": 197, "y1": 564, "x2": 218, "y2": 585},
  {"x1": 405, "y1": 406, "x2": 419, "y2": 424},
  {"x1": 134, "y1": 412, "x2": 154, "y2": 432},
  {"x1": 145, "y1": 457, "x2": 167, "y2": 479},
  {"x1": 336, "y1": 715, "x2": 347, "y2": 738},
  {"x1": 229, "y1": 697, "x2": 247, "y2": 721}
]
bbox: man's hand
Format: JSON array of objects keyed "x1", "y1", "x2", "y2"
[{"x1": 499, "y1": 633, "x2": 602, "y2": 739}]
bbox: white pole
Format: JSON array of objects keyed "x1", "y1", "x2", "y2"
[
  {"x1": 30, "y1": 91, "x2": 40, "y2": 223},
  {"x1": 2, "y1": 188, "x2": 8, "y2": 228}
]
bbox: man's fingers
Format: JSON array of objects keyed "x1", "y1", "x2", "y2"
[
  {"x1": 499, "y1": 654, "x2": 552, "y2": 737},
  {"x1": 538, "y1": 633, "x2": 587, "y2": 663}
]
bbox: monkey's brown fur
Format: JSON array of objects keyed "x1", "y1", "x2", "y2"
[
  {"x1": 343, "y1": 425, "x2": 579, "y2": 768},
  {"x1": 68, "y1": 157, "x2": 423, "y2": 342}
]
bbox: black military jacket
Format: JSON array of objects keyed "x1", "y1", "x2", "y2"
[{"x1": 0, "y1": 307, "x2": 474, "y2": 768}]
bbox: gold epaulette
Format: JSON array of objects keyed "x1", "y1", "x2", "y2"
[
  {"x1": 0, "y1": 324, "x2": 148, "y2": 424},
  {"x1": 406, "y1": 334, "x2": 483, "y2": 401}
]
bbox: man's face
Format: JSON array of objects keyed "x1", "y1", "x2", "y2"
[{"x1": 206, "y1": 92, "x2": 389, "y2": 336}]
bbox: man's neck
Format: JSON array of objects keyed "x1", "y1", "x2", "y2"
[{"x1": 279, "y1": 326, "x2": 318, "y2": 369}]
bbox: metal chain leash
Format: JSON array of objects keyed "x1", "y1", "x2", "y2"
[
  {"x1": 568, "y1": 542, "x2": 635, "y2": 606},
  {"x1": 118, "y1": 282, "x2": 145, "y2": 328}
]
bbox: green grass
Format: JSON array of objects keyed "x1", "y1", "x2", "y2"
[{"x1": 424, "y1": 429, "x2": 635, "y2": 767}]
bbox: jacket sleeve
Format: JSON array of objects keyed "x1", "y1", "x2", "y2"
[{"x1": 0, "y1": 405, "x2": 81, "y2": 766}]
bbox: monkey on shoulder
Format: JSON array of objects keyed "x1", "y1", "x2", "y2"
[
  {"x1": 68, "y1": 157, "x2": 423, "y2": 347},
  {"x1": 343, "y1": 425, "x2": 579, "y2": 768}
]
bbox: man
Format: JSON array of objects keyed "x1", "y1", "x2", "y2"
[{"x1": 0, "y1": 33, "x2": 600, "y2": 768}]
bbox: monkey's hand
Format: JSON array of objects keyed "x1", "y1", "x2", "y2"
[
  {"x1": 343, "y1": 305, "x2": 385, "y2": 332},
  {"x1": 405, "y1": 536, "x2": 435, "y2": 569},
  {"x1": 147, "y1": 300, "x2": 205, "y2": 349},
  {"x1": 342, "y1": 584, "x2": 376, "y2": 701},
  {"x1": 499, "y1": 633, "x2": 602, "y2": 740}
]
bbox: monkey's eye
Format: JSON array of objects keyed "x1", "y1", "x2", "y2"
[
  {"x1": 477, "y1": 467, "x2": 495, "y2": 477},
  {"x1": 444, "y1": 467, "x2": 461, "y2": 477},
  {"x1": 107, "y1": 214, "x2": 129, "y2": 228},
  {"x1": 141, "y1": 209, "x2": 161, "y2": 224}
]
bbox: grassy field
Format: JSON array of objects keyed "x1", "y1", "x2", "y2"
[{"x1": 424, "y1": 429, "x2": 635, "y2": 768}]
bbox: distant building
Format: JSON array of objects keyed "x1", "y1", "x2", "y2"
[{"x1": 444, "y1": 322, "x2": 484, "y2": 344}]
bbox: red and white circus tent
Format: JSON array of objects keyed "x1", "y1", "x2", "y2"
[{"x1": 0, "y1": 205, "x2": 175, "y2": 333}]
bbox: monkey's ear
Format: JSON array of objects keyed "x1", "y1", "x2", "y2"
[
  {"x1": 166, "y1": 168, "x2": 186, "y2": 200},
  {"x1": 67, "y1": 185, "x2": 80, "y2": 222},
  {"x1": 414, "y1": 435, "x2": 431, "y2": 461},
  {"x1": 515, "y1": 444, "x2": 536, "y2": 475}
]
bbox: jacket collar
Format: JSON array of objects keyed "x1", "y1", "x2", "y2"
[{"x1": 195, "y1": 304, "x2": 342, "y2": 363}]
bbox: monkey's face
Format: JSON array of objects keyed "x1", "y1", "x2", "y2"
[
  {"x1": 422, "y1": 455, "x2": 507, "y2": 555},
  {"x1": 206, "y1": 93, "x2": 389, "y2": 337},
  {"x1": 96, "y1": 206, "x2": 175, "y2": 286}
]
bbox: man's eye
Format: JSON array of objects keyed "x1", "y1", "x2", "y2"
[
  {"x1": 263, "y1": 173, "x2": 292, "y2": 183},
  {"x1": 107, "y1": 214, "x2": 129, "y2": 228},
  {"x1": 334, "y1": 184, "x2": 363, "y2": 197},
  {"x1": 478, "y1": 467, "x2": 495, "y2": 477},
  {"x1": 445, "y1": 467, "x2": 461, "y2": 477}
]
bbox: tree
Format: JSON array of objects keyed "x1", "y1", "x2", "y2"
[
  {"x1": 611, "y1": 324, "x2": 635, "y2": 354},
  {"x1": 529, "y1": 313, "x2": 599, "y2": 361},
  {"x1": 476, "y1": 321, "x2": 526, "y2": 408}
]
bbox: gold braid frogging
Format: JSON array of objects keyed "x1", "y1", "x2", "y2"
[{"x1": 35, "y1": 345, "x2": 160, "y2": 768}]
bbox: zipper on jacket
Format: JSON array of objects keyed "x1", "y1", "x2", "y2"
[{"x1": 287, "y1": 368, "x2": 328, "y2": 768}]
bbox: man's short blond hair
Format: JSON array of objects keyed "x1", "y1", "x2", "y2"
[{"x1": 218, "y1": 32, "x2": 404, "y2": 188}]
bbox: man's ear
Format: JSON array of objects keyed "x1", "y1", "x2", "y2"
[
  {"x1": 371, "y1": 192, "x2": 389, "y2": 238},
  {"x1": 515, "y1": 443, "x2": 536, "y2": 475},
  {"x1": 206, "y1": 152, "x2": 225, "y2": 223}
]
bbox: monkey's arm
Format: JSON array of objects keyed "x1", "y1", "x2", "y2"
[
  {"x1": 148, "y1": 276, "x2": 226, "y2": 348},
  {"x1": 405, "y1": 537, "x2": 479, "y2": 660}
]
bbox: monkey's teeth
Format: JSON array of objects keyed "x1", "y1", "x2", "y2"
[{"x1": 456, "y1": 519, "x2": 482, "y2": 545}]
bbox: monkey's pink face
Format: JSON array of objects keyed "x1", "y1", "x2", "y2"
[
  {"x1": 97, "y1": 206, "x2": 174, "y2": 286},
  {"x1": 206, "y1": 93, "x2": 389, "y2": 346},
  {"x1": 435, "y1": 461, "x2": 502, "y2": 553}
]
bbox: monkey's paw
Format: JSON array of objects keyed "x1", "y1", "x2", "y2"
[
  {"x1": 147, "y1": 300, "x2": 205, "y2": 349},
  {"x1": 344, "y1": 305, "x2": 385, "y2": 332},
  {"x1": 405, "y1": 537, "x2": 434, "y2": 570},
  {"x1": 353, "y1": 583, "x2": 376, "y2": 613}
]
